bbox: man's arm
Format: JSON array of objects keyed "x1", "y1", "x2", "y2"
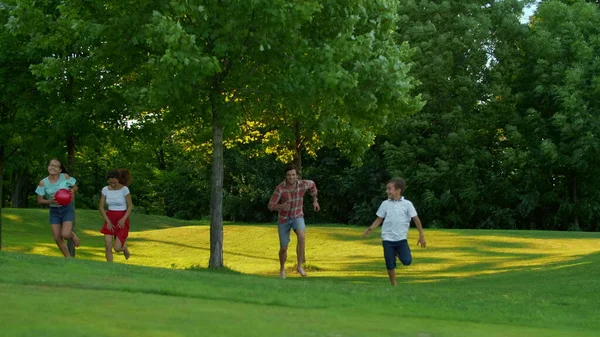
[
  {"x1": 268, "y1": 187, "x2": 286, "y2": 212},
  {"x1": 306, "y1": 180, "x2": 320, "y2": 211}
]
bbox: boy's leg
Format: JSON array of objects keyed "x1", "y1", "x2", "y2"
[
  {"x1": 382, "y1": 241, "x2": 398, "y2": 286},
  {"x1": 397, "y1": 239, "x2": 412, "y2": 266},
  {"x1": 386, "y1": 269, "x2": 397, "y2": 286}
]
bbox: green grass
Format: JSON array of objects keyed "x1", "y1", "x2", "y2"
[{"x1": 1, "y1": 208, "x2": 599, "y2": 336}]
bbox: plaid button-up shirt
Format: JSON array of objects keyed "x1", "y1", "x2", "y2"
[{"x1": 268, "y1": 180, "x2": 318, "y2": 224}]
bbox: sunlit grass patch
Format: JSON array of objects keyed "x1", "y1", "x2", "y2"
[
  {"x1": 3, "y1": 213, "x2": 22, "y2": 222},
  {"x1": 2, "y1": 208, "x2": 600, "y2": 282}
]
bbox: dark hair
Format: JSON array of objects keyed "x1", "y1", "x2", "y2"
[
  {"x1": 388, "y1": 178, "x2": 406, "y2": 195},
  {"x1": 106, "y1": 169, "x2": 131, "y2": 186},
  {"x1": 284, "y1": 164, "x2": 297, "y2": 175},
  {"x1": 49, "y1": 158, "x2": 69, "y2": 174}
]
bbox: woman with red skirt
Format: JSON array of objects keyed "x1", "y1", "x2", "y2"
[{"x1": 99, "y1": 169, "x2": 133, "y2": 262}]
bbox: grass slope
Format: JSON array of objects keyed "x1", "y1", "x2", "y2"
[{"x1": 1, "y1": 208, "x2": 599, "y2": 336}]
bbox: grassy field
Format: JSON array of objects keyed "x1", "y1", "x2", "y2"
[{"x1": 1, "y1": 208, "x2": 599, "y2": 336}]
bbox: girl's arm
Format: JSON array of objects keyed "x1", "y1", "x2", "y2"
[
  {"x1": 123, "y1": 193, "x2": 133, "y2": 220},
  {"x1": 116, "y1": 193, "x2": 133, "y2": 228},
  {"x1": 99, "y1": 194, "x2": 110, "y2": 222},
  {"x1": 99, "y1": 193, "x2": 114, "y2": 230},
  {"x1": 36, "y1": 181, "x2": 54, "y2": 205},
  {"x1": 36, "y1": 194, "x2": 54, "y2": 205},
  {"x1": 62, "y1": 174, "x2": 78, "y2": 195}
]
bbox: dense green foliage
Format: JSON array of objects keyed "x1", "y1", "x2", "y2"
[{"x1": 1, "y1": 0, "x2": 600, "y2": 231}]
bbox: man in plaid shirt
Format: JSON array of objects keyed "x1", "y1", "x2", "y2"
[{"x1": 268, "y1": 164, "x2": 320, "y2": 279}]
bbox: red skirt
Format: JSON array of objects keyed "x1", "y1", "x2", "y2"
[{"x1": 100, "y1": 210, "x2": 130, "y2": 245}]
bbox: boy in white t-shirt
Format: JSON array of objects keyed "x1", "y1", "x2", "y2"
[
  {"x1": 99, "y1": 169, "x2": 133, "y2": 262},
  {"x1": 362, "y1": 178, "x2": 426, "y2": 286}
]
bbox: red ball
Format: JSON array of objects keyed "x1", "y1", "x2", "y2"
[{"x1": 54, "y1": 189, "x2": 72, "y2": 206}]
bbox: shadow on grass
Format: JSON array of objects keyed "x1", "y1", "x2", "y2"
[
  {"x1": 313, "y1": 250, "x2": 600, "y2": 286},
  {"x1": 453, "y1": 229, "x2": 600, "y2": 239},
  {"x1": 328, "y1": 229, "x2": 536, "y2": 247},
  {"x1": 126, "y1": 237, "x2": 279, "y2": 262},
  {"x1": 185, "y1": 264, "x2": 244, "y2": 275}
]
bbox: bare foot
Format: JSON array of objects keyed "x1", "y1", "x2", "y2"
[
  {"x1": 72, "y1": 233, "x2": 81, "y2": 247},
  {"x1": 124, "y1": 249, "x2": 131, "y2": 260},
  {"x1": 297, "y1": 266, "x2": 307, "y2": 277},
  {"x1": 280, "y1": 270, "x2": 286, "y2": 279}
]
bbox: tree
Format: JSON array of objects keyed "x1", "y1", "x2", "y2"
[
  {"x1": 7, "y1": 0, "x2": 149, "y2": 173},
  {"x1": 0, "y1": 0, "x2": 42, "y2": 249},
  {"x1": 381, "y1": 0, "x2": 528, "y2": 228},
  {"x1": 129, "y1": 1, "x2": 325, "y2": 268},
  {"x1": 506, "y1": 0, "x2": 600, "y2": 230},
  {"x1": 235, "y1": 0, "x2": 422, "y2": 173}
]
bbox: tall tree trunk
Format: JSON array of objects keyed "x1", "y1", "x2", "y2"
[
  {"x1": 209, "y1": 101, "x2": 224, "y2": 268},
  {"x1": 293, "y1": 119, "x2": 303, "y2": 178},
  {"x1": 67, "y1": 133, "x2": 76, "y2": 174},
  {"x1": 156, "y1": 145, "x2": 166, "y2": 170},
  {"x1": 570, "y1": 174, "x2": 580, "y2": 231},
  {"x1": 0, "y1": 144, "x2": 4, "y2": 250},
  {"x1": 11, "y1": 171, "x2": 30, "y2": 208},
  {"x1": 66, "y1": 134, "x2": 76, "y2": 256}
]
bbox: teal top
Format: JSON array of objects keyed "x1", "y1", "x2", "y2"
[{"x1": 35, "y1": 173, "x2": 77, "y2": 207}]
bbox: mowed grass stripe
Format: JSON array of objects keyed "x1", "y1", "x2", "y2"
[{"x1": 1, "y1": 281, "x2": 596, "y2": 337}]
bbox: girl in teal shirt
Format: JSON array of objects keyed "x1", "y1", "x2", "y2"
[{"x1": 35, "y1": 158, "x2": 80, "y2": 257}]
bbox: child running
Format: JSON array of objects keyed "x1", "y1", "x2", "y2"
[
  {"x1": 99, "y1": 169, "x2": 133, "y2": 262},
  {"x1": 35, "y1": 158, "x2": 80, "y2": 257},
  {"x1": 362, "y1": 178, "x2": 426, "y2": 286}
]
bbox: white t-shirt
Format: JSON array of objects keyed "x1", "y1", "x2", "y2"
[
  {"x1": 102, "y1": 186, "x2": 130, "y2": 211},
  {"x1": 376, "y1": 197, "x2": 418, "y2": 241}
]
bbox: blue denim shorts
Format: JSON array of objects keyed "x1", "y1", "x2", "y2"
[
  {"x1": 278, "y1": 217, "x2": 305, "y2": 247},
  {"x1": 382, "y1": 240, "x2": 412, "y2": 270},
  {"x1": 49, "y1": 202, "x2": 75, "y2": 224}
]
